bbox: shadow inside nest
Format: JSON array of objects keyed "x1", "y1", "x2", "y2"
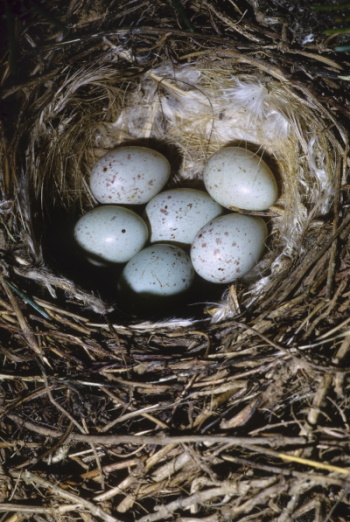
[{"x1": 42, "y1": 206, "x2": 227, "y2": 322}]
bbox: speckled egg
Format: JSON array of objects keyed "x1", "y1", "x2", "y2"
[
  {"x1": 74, "y1": 205, "x2": 148, "y2": 264},
  {"x1": 89, "y1": 146, "x2": 171, "y2": 204},
  {"x1": 190, "y1": 214, "x2": 267, "y2": 283},
  {"x1": 145, "y1": 188, "x2": 224, "y2": 245},
  {"x1": 203, "y1": 147, "x2": 278, "y2": 211},
  {"x1": 118, "y1": 244, "x2": 194, "y2": 298}
]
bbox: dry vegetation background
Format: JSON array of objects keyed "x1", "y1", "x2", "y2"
[{"x1": 2, "y1": 1, "x2": 350, "y2": 521}]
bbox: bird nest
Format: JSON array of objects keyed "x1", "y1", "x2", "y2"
[{"x1": 1, "y1": 1, "x2": 350, "y2": 520}]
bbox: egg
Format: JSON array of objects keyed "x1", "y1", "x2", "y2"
[
  {"x1": 190, "y1": 214, "x2": 267, "y2": 284},
  {"x1": 203, "y1": 147, "x2": 278, "y2": 211},
  {"x1": 145, "y1": 188, "x2": 224, "y2": 245},
  {"x1": 118, "y1": 244, "x2": 194, "y2": 308},
  {"x1": 74, "y1": 205, "x2": 148, "y2": 264},
  {"x1": 90, "y1": 146, "x2": 171, "y2": 204}
]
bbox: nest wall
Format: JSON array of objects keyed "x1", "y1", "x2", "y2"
[
  {"x1": 2, "y1": 1, "x2": 350, "y2": 521},
  {"x1": 13, "y1": 48, "x2": 344, "y2": 324}
]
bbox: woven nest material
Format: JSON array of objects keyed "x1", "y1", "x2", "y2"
[{"x1": 2, "y1": 1, "x2": 350, "y2": 520}]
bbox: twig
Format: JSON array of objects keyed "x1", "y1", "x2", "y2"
[
  {"x1": 200, "y1": 0, "x2": 263, "y2": 43},
  {"x1": 1, "y1": 275, "x2": 43, "y2": 357},
  {"x1": 14, "y1": 422, "x2": 73, "y2": 470},
  {"x1": 10, "y1": 470, "x2": 122, "y2": 522},
  {"x1": 322, "y1": 486, "x2": 350, "y2": 522},
  {"x1": 135, "y1": 478, "x2": 279, "y2": 522},
  {"x1": 222, "y1": 454, "x2": 350, "y2": 486},
  {"x1": 0, "y1": 504, "x2": 56, "y2": 514},
  {"x1": 41, "y1": 367, "x2": 87, "y2": 434},
  {"x1": 7, "y1": 413, "x2": 308, "y2": 446}
]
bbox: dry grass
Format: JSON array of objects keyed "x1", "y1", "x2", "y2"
[{"x1": 1, "y1": 1, "x2": 350, "y2": 520}]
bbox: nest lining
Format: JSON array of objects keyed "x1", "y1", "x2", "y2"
[{"x1": 17, "y1": 47, "x2": 343, "y2": 325}]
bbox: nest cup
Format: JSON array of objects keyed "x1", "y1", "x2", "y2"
[{"x1": 16, "y1": 46, "x2": 341, "y2": 324}]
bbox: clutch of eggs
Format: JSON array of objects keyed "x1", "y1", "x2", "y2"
[{"x1": 72, "y1": 144, "x2": 278, "y2": 306}]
